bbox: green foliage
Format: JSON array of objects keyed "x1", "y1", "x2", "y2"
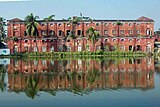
[
  {"x1": 0, "y1": 65, "x2": 6, "y2": 92},
  {"x1": 86, "y1": 27, "x2": 99, "y2": 44},
  {"x1": 43, "y1": 15, "x2": 55, "y2": 37},
  {"x1": 12, "y1": 36, "x2": 18, "y2": 42},
  {"x1": 25, "y1": 75, "x2": 39, "y2": 99},
  {"x1": 43, "y1": 15, "x2": 55, "y2": 22},
  {"x1": 116, "y1": 21, "x2": 122, "y2": 26},
  {"x1": 0, "y1": 17, "x2": 6, "y2": 41},
  {"x1": 86, "y1": 27, "x2": 100, "y2": 51},
  {"x1": 25, "y1": 13, "x2": 39, "y2": 52},
  {"x1": 87, "y1": 69, "x2": 100, "y2": 85},
  {"x1": 7, "y1": 51, "x2": 148, "y2": 60},
  {"x1": 25, "y1": 13, "x2": 39, "y2": 37}
]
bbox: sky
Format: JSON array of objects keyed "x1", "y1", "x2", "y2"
[{"x1": 0, "y1": 0, "x2": 160, "y2": 30}]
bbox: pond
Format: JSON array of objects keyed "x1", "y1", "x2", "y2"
[{"x1": 0, "y1": 57, "x2": 160, "y2": 107}]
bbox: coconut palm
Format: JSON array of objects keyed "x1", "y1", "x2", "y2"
[
  {"x1": 68, "y1": 16, "x2": 80, "y2": 36},
  {"x1": 80, "y1": 13, "x2": 92, "y2": 36},
  {"x1": 80, "y1": 13, "x2": 92, "y2": 51},
  {"x1": 116, "y1": 21, "x2": 122, "y2": 36},
  {"x1": 0, "y1": 17, "x2": 6, "y2": 42},
  {"x1": 67, "y1": 15, "x2": 93, "y2": 52},
  {"x1": 43, "y1": 15, "x2": 55, "y2": 36},
  {"x1": 25, "y1": 13, "x2": 40, "y2": 52},
  {"x1": 68, "y1": 17, "x2": 80, "y2": 51},
  {"x1": 86, "y1": 27, "x2": 99, "y2": 52}
]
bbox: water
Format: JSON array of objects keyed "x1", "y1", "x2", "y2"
[{"x1": 0, "y1": 57, "x2": 160, "y2": 107}]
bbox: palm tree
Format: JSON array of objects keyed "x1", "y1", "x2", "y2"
[
  {"x1": 80, "y1": 13, "x2": 92, "y2": 51},
  {"x1": 86, "y1": 27, "x2": 99, "y2": 52},
  {"x1": 25, "y1": 13, "x2": 40, "y2": 52},
  {"x1": 0, "y1": 17, "x2": 6, "y2": 42},
  {"x1": 116, "y1": 21, "x2": 122, "y2": 51},
  {"x1": 43, "y1": 15, "x2": 55, "y2": 37},
  {"x1": 116, "y1": 21, "x2": 122, "y2": 37},
  {"x1": 68, "y1": 17, "x2": 80, "y2": 51},
  {"x1": 80, "y1": 13, "x2": 92, "y2": 36},
  {"x1": 67, "y1": 15, "x2": 93, "y2": 52}
]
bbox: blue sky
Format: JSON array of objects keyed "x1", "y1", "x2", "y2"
[{"x1": 0, "y1": 0, "x2": 160, "y2": 30}]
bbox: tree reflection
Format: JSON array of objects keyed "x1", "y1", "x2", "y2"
[
  {"x1": 46, "y1": 89, "x2": 57, "y2": 96},
  {"x1": 70, "y1": 71, "x2": 84, "y2": 95},
  {"x1": 0, "y1": 65, "x2": 6, "y2": 92},
  {"x1": 6, "y1": 58, "x2": 155, "y2": 99},
  {"x1": 25, "y1": 75, "x2": 39, "y2": 99},
  {"x1": 87, "y1": 69, "x2": 100, "y2": 86}
]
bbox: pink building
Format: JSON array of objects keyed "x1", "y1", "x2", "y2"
[{"x1": 7, "y1": 16, "x2": 155, "y2": 53}]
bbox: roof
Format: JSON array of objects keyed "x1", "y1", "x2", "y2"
[
  {"x1": 8, "y1": 18, "x2": 24, "y2": 22},
  {"x1": 7, "y1": 16, "x2": 154, "y2": 23},
  {"x1": 137, "y1": 16, "x2": 154, "y2": 22}
]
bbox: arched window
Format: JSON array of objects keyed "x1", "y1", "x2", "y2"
[
  {"x1": 24, "y1": 39, "x2": 28, "y2": 43},
  {"x1": 121, "y1": 38, "x2": 125, "y2": 42},
  {"x1": 13, "y1": 45, "x2": 18, "y2": 53},
  {"x1": 112, "y1": 38, "x2": 117, "y2": 42},
  {"x1": 49, "y1": 30, "x2": 55, "y2": 36},
  {"x1": 146, "y1": 29, "x2": 152, "y2": 35},
  {"x1": 146, "y1": 43, "x2": 151, "y2": 52},
  {"x1": 50, "y1": 23, "x2": 54, "y2": 26}
]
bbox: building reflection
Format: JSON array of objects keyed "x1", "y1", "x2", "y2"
[{"x1": 6, "y1": 58, "x2": 155, "y2": 98}]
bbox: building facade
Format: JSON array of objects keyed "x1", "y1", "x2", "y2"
[
  {"x1": 7, "y1": 58, "x2": 154, "y2": 93},
  {"x1": 7, "y1": 16, "x2": 155, "y2": 53}
]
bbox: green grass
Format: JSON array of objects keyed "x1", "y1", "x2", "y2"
[{"x1": 1, "y1": 51, "x2": 149, "y2": 60}]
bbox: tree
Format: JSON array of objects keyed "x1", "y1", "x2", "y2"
[
  {"x1": 67, "y1": 15, "x2": 92, "y2": 52},
  {"x1": 86, "y1": 27, "x2": 99, "y2": 52},
  {"x1": 116, "y1": 21, "x2": 122, "y2": 36},
  {"x1": 12, "y1": 36, "x2": 18, "y2": 42},
  {"x1": 79, "y1": 13, "x2": 92, "y2": 51},
  {"x1": 0, "y1": 17, "x2": 6, "y2": 42},
  {"x1": 43, "y1": 15, "x2": 55, "y2": 36},
  {"x1": 68, "y1": 16, "x2": 80, "y2": 52},
  {"x1": 25, "y1": 13, "x2": 39, "y2": 52}
]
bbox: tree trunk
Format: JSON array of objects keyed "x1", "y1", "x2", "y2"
[
  {"x1": 35, "y1": 36, "x2": 39, "y2": 52},
  {"x1": 46, "y1": 22, "x2": 48, "y2": 36},
  {"x1": 72, "y1": 23, "x2": 76, "y2": 52},
  {"x1": 30, "y1": 38, "x2": 32, "y2": 52},
  {"x1": 118, "y1": 25, "x2": 119, "y2": 37},
  {"x1": 82, "y1": 38, "x2": 84, "y2": 51},
  {"x1": 74, "y1": 39, "x2": 75, "y2": 52},
  {"x1": 20, "y1": 23, "x2": 22, "y2": 53},
  {"x1": 92, "y1": 42, "x2": 94, "y2": 52},
  {"x1": 82, "y1": 21, "x2": 84, "y2": 51},
  {"x1": 82, "y1": 21, "x2": 84, "y2": 36}
]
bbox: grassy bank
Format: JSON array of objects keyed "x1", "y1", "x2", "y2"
[{"x1": 1, "y1": 51, "x2": 150, "y2": 59}]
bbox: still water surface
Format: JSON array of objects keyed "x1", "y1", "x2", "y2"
[{"x1": 0, "y1": 57, "x2": 160, "y2": 107}]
